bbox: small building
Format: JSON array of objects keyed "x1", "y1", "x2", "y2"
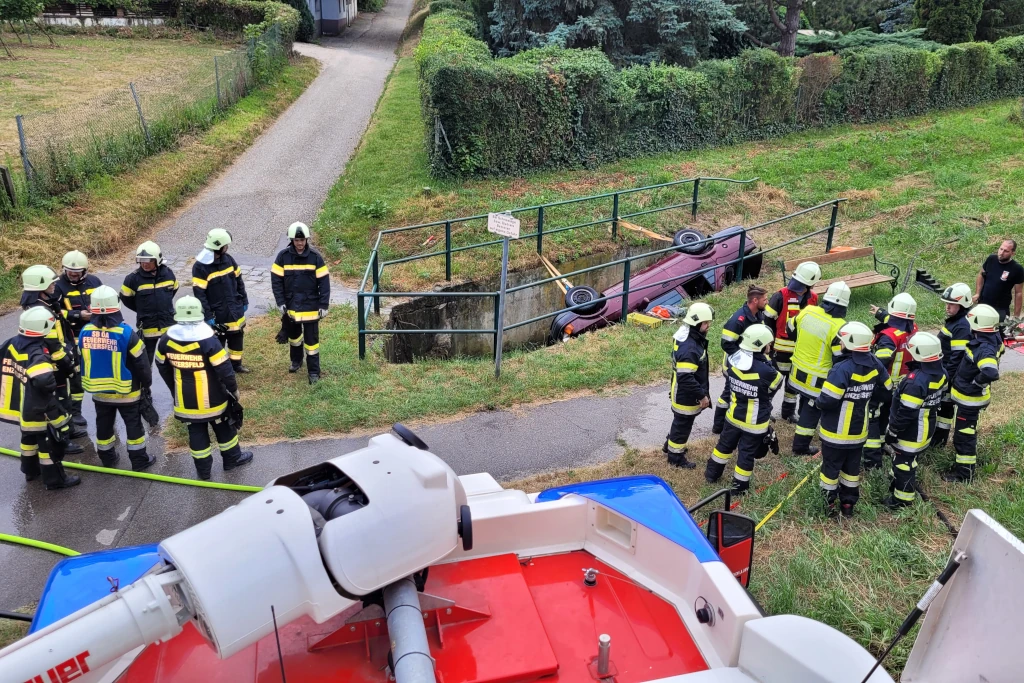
[{"x1": 308, "y1": 0, "x2": 357, "y2": 36}]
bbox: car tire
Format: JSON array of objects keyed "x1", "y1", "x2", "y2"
[
  {"x1": 673, "y1": 229, "x2": 707, "y2": 255},
  {"x1": 565, "y1": 286, "x2": 603, "y2": 316}
]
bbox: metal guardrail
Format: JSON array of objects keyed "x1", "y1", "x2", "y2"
[{"x1": 357, "y1": 176, "x2": 846, "y2": 366}]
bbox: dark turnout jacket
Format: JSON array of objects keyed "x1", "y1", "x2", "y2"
[{"x1": 271, "y1": 243, "x2": 330, "y2": 322}]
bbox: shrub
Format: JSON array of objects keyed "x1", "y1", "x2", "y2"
[
  {"x1": 172, "y1": 0, "x2": 300, "y2": 46},
  {"x1": 416, "y1": 9, "x2": 1024, "y2": 177},
  {"x1": 281, "y1": 0, "x2": 316, "y2": 41},
  {"x1": 795, "y1": 27, "x2": 943, "y2": 55},
  {"x1": 915, "y1": 0, "x2": 984, "y2": 44}
]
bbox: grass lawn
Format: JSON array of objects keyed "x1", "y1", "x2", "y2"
[
  {"x1": 507, "y1": 380, "x2": 1023, "y2": 675},
  {"x1": 0, "y1": 56, "x2": 320, "y2": 306},
  {"x1": 0, "y1": 33, "x2": 234, "y2": 159}
]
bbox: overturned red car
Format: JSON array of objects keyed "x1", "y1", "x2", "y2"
[{"x1": 549, "y1": 226, "x2": 762, "y2": 342}]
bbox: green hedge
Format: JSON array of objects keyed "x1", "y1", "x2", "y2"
[
  {"x1": 173, "y1": 0, "x2": 300, "y2": 46},
  {"x1": 417, "y1": 9, "x2": 1024, "y2": 176}
]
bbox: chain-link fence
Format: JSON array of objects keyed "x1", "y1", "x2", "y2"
[{"x1": 13, "y1": 23, "x2": 286, "y2": 201}]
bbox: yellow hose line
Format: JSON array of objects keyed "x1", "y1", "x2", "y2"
[
  {"x1": 0, "y1": 448, "x2": 261, "y2": 493},
  {"x1": 0, "y1": 533, "x2": 80, "y2": 557},
  {"x1": 754, "y1": 470, "x2": 813, "y2": 532}
]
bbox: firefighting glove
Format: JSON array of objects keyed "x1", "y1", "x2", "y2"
[
  {"x1": 214, "y1": 323, "x2": 229, "y2": 335},
  {"x1": 765, "y1": 427, "x2": 780, "y2": 456},
  {"x1": 319, "y1": 308, "x2": 328, "y2": 319},
  {"x1": 279, "y1": 305, "x2": 287, "y2": 315},
  {"x1": 207, "y1": 319, "x2": 216, "y2": 326},
  {"x1": 56, "y1": 423, "x2": 71, "y2": 445},
  {"x1": 885, "y1": 428, "x2": 899, "y2": 446}
]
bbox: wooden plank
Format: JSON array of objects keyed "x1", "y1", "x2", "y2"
[
  {"x1": 618, "y1": 220, "x2": 674, "y2": 243},
  {"x1": 811, "y1": 272, "x2": 894, "y2": 294},
  {"x1": 782, "y1": 246, "x2": 875, "y2": 272},
  {"x1": 539, "y1": 255, "x2": 571, "y2": 295}
]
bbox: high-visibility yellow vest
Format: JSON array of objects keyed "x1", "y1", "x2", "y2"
[{"x1": 791, "y1": 306, "x2": 846, "y2": 379}]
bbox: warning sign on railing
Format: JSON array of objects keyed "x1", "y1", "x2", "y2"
[{"x1": 488, "y1": 213, "x2": 521, "y2": 239}]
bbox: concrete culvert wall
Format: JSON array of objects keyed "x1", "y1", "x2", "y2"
[{"x1": 384, "y1": 247, "x2": 664, "y2": 363}]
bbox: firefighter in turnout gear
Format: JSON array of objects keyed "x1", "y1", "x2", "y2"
[
  {"x1": 932, "y1": 283, "x2": 973, "y2": 449},
  {"x1": 78, "y1": 286, "x2": 155, "y2": 471},
  {"x1": 705, "y1": 324, "x2": 783, "y2": 495},
  {"x1": 883, "y1": 332, "x2": 947, "y2": 508},
  {"x1": 816, "y1": 322, "x2": 893, "y2": 518},
  {"x1": 52, "y1": 250, "x2": 102, "y2": 428},
  {"x1": 155, "y1": 296, "x2": 253, "y2": 480},
  {"x1": 944, "y1": 304, "x2": 1003, "y2": 483},
  {"x1": 20, "y1": 265, "x2": 87, "y2": 454},
  {"x1": 271, "y1": 222, "x2": 331, "y2": 384},
  {"x1": 192, "y1": 229, "x2": 249, "y2": 373},
  {"x1": 663, "y1": 302, "x2": 714, "y2": 469},
  {"x1": 122, "y1": 241, "x2": 179, "y2": 367},
  {"x1": 863, "y1": 292, "x2": 919, "y2": 470},
  {"x1": 788, "y1": 281, "x2": 850, "y2": 456},
  {"x1": 0, "y1": 307, "x2": 81, "y2": 490},
  {"x1": 764, "y1": 261, "x2": 821, "y2": 421},
  {"x1": 712, "y1": 286, "x2": 767, "y2": 434}
]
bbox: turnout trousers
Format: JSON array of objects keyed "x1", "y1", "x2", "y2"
[
  {"x1": 216, "y1": 330, "x2": 245, "y2": 370},
  {"x1": 667, "y1": 413, "x2": 697, "y2": 454},
  {"x1": 773, "y1": 351, "x2": 798, "y2": 419},
  {"x1": 94, "y1": 401, "x2": 149, "y2": 469},
  {"x1": 889, "y1": 447, "x2": 919, "y2": 505},
  {"x1": 819, "y1": 443, "x2": 862, "y2": 512},
  {"x1": 792, "y1": 394, "x2": 821, "y2": 454},
  {"x1": 186, "y1": 416, "x2": 242, "y2": 479},
  {"x1": 287, "y1": 318, "x2": 321, "y2": 376},
  {"x1": 932, "y1": 395, "x2": 956, "y2": 448},
  {"x1": 705, "y1": 423, "x2": 769, "y2": 492},
  {"x1": 951, "y1": 404, "x2": 982, "y2": 480},
  {"x1": 143, "y1": 336, "x2": 160, "y2": 368},
  {"x1": 863, "y1": 401, "x2": 890, "y2": 471}
]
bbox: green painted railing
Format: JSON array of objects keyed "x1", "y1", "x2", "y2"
[{"x1": 357, "y1": 176, "x2": 846, "y2": 363}]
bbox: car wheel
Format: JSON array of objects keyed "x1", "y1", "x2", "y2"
[
  {"x1": 565, "y1": 286, "x2": 603, "y2": 316},
  {"x1": 742, "y1": 249, "x2": 764, "y2": 279},
  {"x1": 722, "y1": 266, "x2": 736, "y2": 288},
  {"x1": 673, "y1": 229, "x2": 707, "y2": 255}
]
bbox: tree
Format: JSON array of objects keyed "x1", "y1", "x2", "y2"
[
  {"x1": 915, "y1": 0, "x2": 983, "y2": 43},
  {"x1": 976, "y1": 0, "x2": 1024, "y2": 40},
  {"x1": 281, "y1": 0, "x2": 315, "y2": 41},
  {"x1": 0, "y1": 0, "x2": 44, "y2": 57},
  {"x1": 487, "y1": 0, "x2": 747, "y2": 66},
  {"x1": 766, "y1": 0, "x2": 802, "y2": 56}
]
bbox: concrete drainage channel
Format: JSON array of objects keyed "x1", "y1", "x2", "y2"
[{"x1": 383, "y1": 247, "x2": 664, "y2": 362}]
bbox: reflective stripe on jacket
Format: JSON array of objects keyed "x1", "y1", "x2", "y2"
[
  {"x1": 192, "y1": 254, "x2": 248, "y2": 329},
  {"x1": 122, "y1": 265, "x2": 179, "y2": 338},
  {"x1": 951, "y1": 334, "x2": 1003, "y2": 408},
  {"x1": 156, "y1": 325, "x2": 238, "y2": 422},
  {"x1": 817, "y1": 354, "x2": 893, "y2": 446},
  {"x1": 889, "y1": 366, "x2": 947, "y2": 453},
  {"x1": 79, "y1": 322, "x2": 151, "y2": 402},
  {"x1": 765, "y1": 288, "x2": 816, "y2": 354},
  {"x1": 725, "y1": 356, "x2": 783, "y2": 434},
  {"x1": 788, "y1": 305, "x2": 845, "y2": 395},
  {"x1": 271, "y1": 244, "x2": 330, "y2": 322}
]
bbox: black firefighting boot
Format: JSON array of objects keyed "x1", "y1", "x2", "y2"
[
  {"x1": 840, "y1": 503, "x2": 855, "y2": 519},
  {"x1": 43, "y1": 462, "x2": 81, "y2": 490},
  {"x1": 71, "y1": 399, "x2": 87, "y2": 427},
  {"x1": 129, "y1": 451, "x2": 156, "y2": 472},
  {"x1": 667, "y1": 448, "x2": 696, "y2": 470},
  {"x1": 792, "y1": 443, "x2": 820, "y2": 457},
  {"x1": 730, "y1": 478, "x2": 750, "y2": 496},
  {"x1": 822, "y1": 488, "x2": 839, "y2": 518},
  {"x1": 941, "y1": 464, "x2": 974, "y2": 483},
  {"x1": 308, "y1": 373, "x2": 320, "y2": 385},
  {"x1": 194, "y1": 456, "x2": 213, "y2": 481},
  {"x1": 21, "y1": 455, "x2": 41, "y2": 482},
  {"x1": 705, "y1": 460, "x2": 726, "y2": 484},
  {"x1": 289, "y1": 360, "x2": 303, "y2": 373},
  {"x1": 223, "y1": 450, "x2": 254, "y2": 471},
  {"x1": 931, "y1": 428, "x2": 950, "y2": 449},
  {"x1": 232, "y1": 362, "x2": 252, "y2": 374},
  {"x1": 98, "y1": 448, "x2": 120, "y2": 468}
]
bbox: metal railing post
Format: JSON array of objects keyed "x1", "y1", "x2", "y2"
[
  {"x1": 736, "y1": 230, "x2": 747, "y2": 281},
  {"x1": 214, "y1": 56, "x2": 222, "y2": 109},
  {"x1": 371, "y1": 251, "x2": 380, "y2": 315},
  {"x1": 493, "y1": 293, "x2": 501, "y2": 362},
  {"x1": 357, "y1": 293, "x2": 366, "y2": 359},
  {"x1": 15, "y1": 115, "x2": 32, "y2": 183},
  {"x1": 612, "y1": 193, "x2": 619, "y2": 240},
  {"x1": 826, "y1": 201, "x2": 839, "y2": 252},
  {"x1": 691, "y1": 178, "x2": 700, "y2": 220},
  {"x1": 620, "y1": 259, "x2": 631, "y2": 323},
  {"x1": 128, "y1": 83, "x2": 151, "y2": 146},
  {"x1": 536, "y1": 206, "x2": 544, "y2": 254},
  {"x1": 444, "y1": 220, "x2": 452, "y2": 281}
]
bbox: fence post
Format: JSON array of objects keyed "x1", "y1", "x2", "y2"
[
  {"x1": 371, "y1": 251, "x2": 380, "y2": 315},
  {"x1": 357, "y1": 293, "x2": 366, "y2": 360},
  {"x1": 214, "y1": 56, "x2": 222, "y2": 109},
  {"x1": 128, "y1": 83, "x2": 151, "y2": 146},
  {"x1": 691, "y1": 177, "x2": 700, "y2": 220},
  {"x1": 492, "y1": 293, "x2": 501, "y2": 363},
  {"x1": 445, "y1": 220, "x2": 452, "y2": 281},
  {"x1": 536, "y1": 206, "x2": 544, "y2": 255},
  {"x1": 826, "y1": 201, "x2": 839, "y2": 252},
  {"x1": 619, "y1": 259, "x2": 631, "y2": 323},
  {"x1": 736, "y1": 229, "x2": 747, "y2": 281},
  {"x1": 612, "y1": 193, "x2": 619, "y2": 240},
  {"x1": 15, "y1": 115, "x2": 32, "y2": 183}
]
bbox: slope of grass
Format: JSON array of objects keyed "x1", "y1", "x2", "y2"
[
  {"x1": 506, "y1": 379, "x2": 1022, "y2": 675},
  {"x1": 0, "y1": 56, "x2": 320, "y2": 307}
]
